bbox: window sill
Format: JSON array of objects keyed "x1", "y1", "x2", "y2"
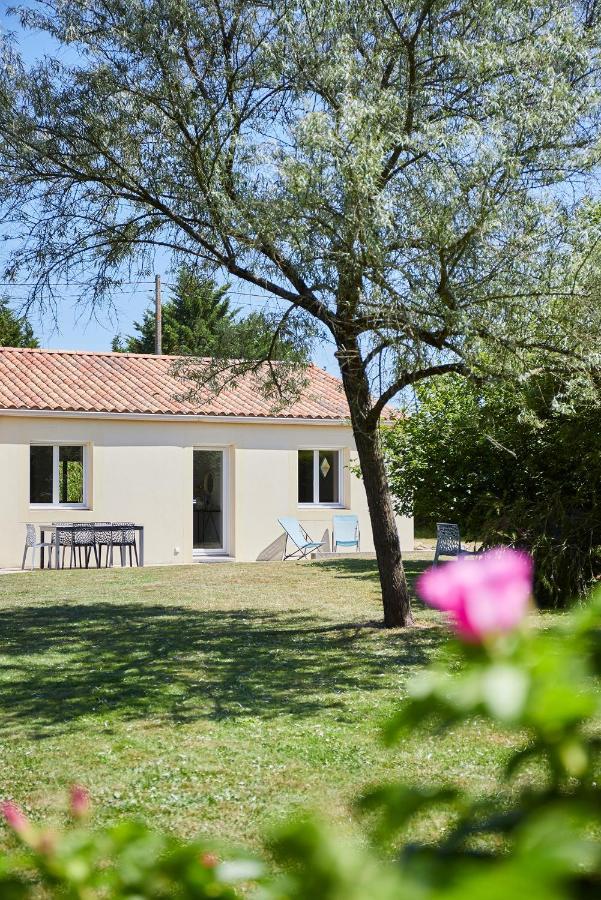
[
  {"x1": 29, "y1": 504, "x2": 90, "y2": 511},
  {"x1": 298, "y1": 503, "x2": 345, "y2": 509}
]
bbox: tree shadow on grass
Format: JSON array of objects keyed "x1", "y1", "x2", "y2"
[
  {"x1": 0, "y1": 603, "x2": 443, "y2": 739},
  {"x1": 313, "y1": 557, "x2": 432, "y2": 595}
]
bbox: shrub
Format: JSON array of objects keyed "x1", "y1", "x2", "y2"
[{"x1": 383, "y1": 373, "x2": 601, "y2": 606}]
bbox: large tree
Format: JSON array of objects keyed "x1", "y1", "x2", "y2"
[{"x1": 0, "y1": 2, "x2": 600, "y2": 625}]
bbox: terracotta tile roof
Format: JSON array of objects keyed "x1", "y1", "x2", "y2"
[{"x1": 0, "y1": 347, "x2": 352, "y2": 420}]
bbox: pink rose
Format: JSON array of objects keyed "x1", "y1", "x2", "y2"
[
  {"x1": 417, "y1": 548, "x2": 533, "y2": 641},
  {"x1": 1, "y1": 801, "x2": 30, "y2": 836},
  {"x1": 69, "y1": 784, "x2": 90, "y2": 819}
]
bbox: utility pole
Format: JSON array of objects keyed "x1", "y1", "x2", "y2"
[{"x1": 155, "y1": 274, "x2": 162, "y2": 355}]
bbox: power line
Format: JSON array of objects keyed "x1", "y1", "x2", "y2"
[
  {"x1": 0, "y1": 281, "x2": 158, "y2": 287},
  {"x1": 0, "y1": 281, "x2": 281, "y2": 298}
]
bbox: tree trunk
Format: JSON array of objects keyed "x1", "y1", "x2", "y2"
[
  {"x1": 352, "y1": 421, "x2": 414, "y2": 627},
  {"x1": 336, "y1": 344, "x2": 414, "y2": 627}
]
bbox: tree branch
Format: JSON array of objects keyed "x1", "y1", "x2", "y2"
[{"x1": 367, "y1": 362, "x2": 468, "y2": 427}]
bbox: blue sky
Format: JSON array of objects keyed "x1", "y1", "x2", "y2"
[{"x1": 0, "y1": 4, "x2": 339, "y2": 372}]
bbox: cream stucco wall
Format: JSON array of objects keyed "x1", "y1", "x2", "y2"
[{"x1": 0, "y1": 412, "x2": 413, "y2": 567}]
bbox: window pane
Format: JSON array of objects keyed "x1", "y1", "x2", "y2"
[
  {"x1": 318, "y1": 450, "x2": 338, "y2": 503},
  {"x1": 30, "y1": 445, "x2": 53, "y2": 503},
  {"x1": 58, "y1": 445, "x2": 83, "y2": 504},
  {"x1": 298, "y1": 450, "x2": 314, "y2": 503}
]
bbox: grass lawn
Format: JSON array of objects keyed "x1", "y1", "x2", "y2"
[{"x1": 0, "y1": 559, "x2": 522, "y2": 852}]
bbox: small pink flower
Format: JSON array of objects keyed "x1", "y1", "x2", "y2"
[
  {"x1": 1, "y1": 801, "x2": 30, "y2": 836},
  {"x1": 69, "y1": 785, "x2": 90, "y2": 819},
  {"x1": 417, "y1": 548, "x2": 533, "y2": 641}
]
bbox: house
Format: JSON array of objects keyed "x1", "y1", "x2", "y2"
[{"x1": 0, "y1": 347, "x2": 413, "y2": 567}]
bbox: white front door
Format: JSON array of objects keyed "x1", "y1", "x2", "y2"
[{"x1": 193, "y1": 449, "x2": 227, "y2": 555}]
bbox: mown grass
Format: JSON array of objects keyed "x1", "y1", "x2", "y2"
[{"x1": 0, "y1": 559, "x2": 522, "y2": 851}]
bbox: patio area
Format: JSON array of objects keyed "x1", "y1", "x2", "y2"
[{"x1": 20, "y1": 523, "x2": 145, "y2": 571}]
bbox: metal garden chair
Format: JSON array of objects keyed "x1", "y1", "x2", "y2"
[
  {"x1": 433, "y1": 522, "x2": 477, "y2": 565},
  {"x1": 21, "y1": 524, "x2": 55, "y2": 570},
  {"x1": 278, "y1": 517, "x2": 325, "y2": 560},
  {"x1": 71, "y1": 524, "x2": 99, "y2": 568},
  {"x1": 94, "y1": 523, "x2": 115, "y2": 567},
  {"x1": 332, "y1": 514, "x2": 360, "y2": 552},
  {"x1": 109, "y1": 523, "x2": 139, "y2": 567},
  {"x1": 52, "y1": 522, "x2": 75, "y2": 569}
]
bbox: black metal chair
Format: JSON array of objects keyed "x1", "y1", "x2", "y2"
[
  {"x1": 110, "y1": 523, "x2": 139, "y2": 567},
  {"x1": 93, "y1": 523, "x2": 114, "y2": 567},
  {"x1": 52, "y1": 523, "x2": 75, "y2": 568},
  {"x1": 96, "y1": 523, "x2": 138, "y2": 567},
  {"x1": 71, "y1": 524, "x2": 99, "y2": 568}
]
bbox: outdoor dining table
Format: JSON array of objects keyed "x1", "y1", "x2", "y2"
[{"x1": 37, "y1": 523, "x2": 145, "y2": 569}]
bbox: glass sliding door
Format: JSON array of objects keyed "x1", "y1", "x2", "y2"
[{"x1": 193, "y1": 449, "x2": 225, "y2": 553}]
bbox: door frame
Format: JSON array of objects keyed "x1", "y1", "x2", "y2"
[{"x1": 192, "y1": 447, "x2": 229, "y2": 557}]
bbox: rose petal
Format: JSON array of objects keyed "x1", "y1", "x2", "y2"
[{"x1": 417, "y1": 548, "x2": 533, "y2": 641}]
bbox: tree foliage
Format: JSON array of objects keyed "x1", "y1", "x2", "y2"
[
  {"x1": 1, "y1": 1, "x2": 601, "y2": 624},
  {"x1": 0, "y1": 297, "x2": 38, "y2": 347},
  {"x1": 112, "y1": 267, "x2": 235, "y2": 355},
  {"x1": 112, "y1": 266, "x2": 310, "y2": 360},
  {"x1": 384, "y1": 373, "x2": 601, "y2": 606}
]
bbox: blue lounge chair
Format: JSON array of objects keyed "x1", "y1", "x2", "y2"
[
  {"x1": 332, "y1": 514, "x2": 360, "y2": 552},
  {"x1": 278, "y1": 517, "x2": 325, "y2": 560}
]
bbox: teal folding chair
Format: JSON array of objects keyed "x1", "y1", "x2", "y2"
[
  {"x1": 332, "y1": 514, "x2": 360, "y2": 552},
  {"x1": 278, "y1": 517, "x2": 325, "y2": 560}
]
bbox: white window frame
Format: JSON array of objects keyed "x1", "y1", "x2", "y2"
[
  {"x1": 298, "y1": 448, "x2": 344, "y2": 508},
  {"x1": 29, "y1": 442, "x2": 89, "y2": 509}
]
